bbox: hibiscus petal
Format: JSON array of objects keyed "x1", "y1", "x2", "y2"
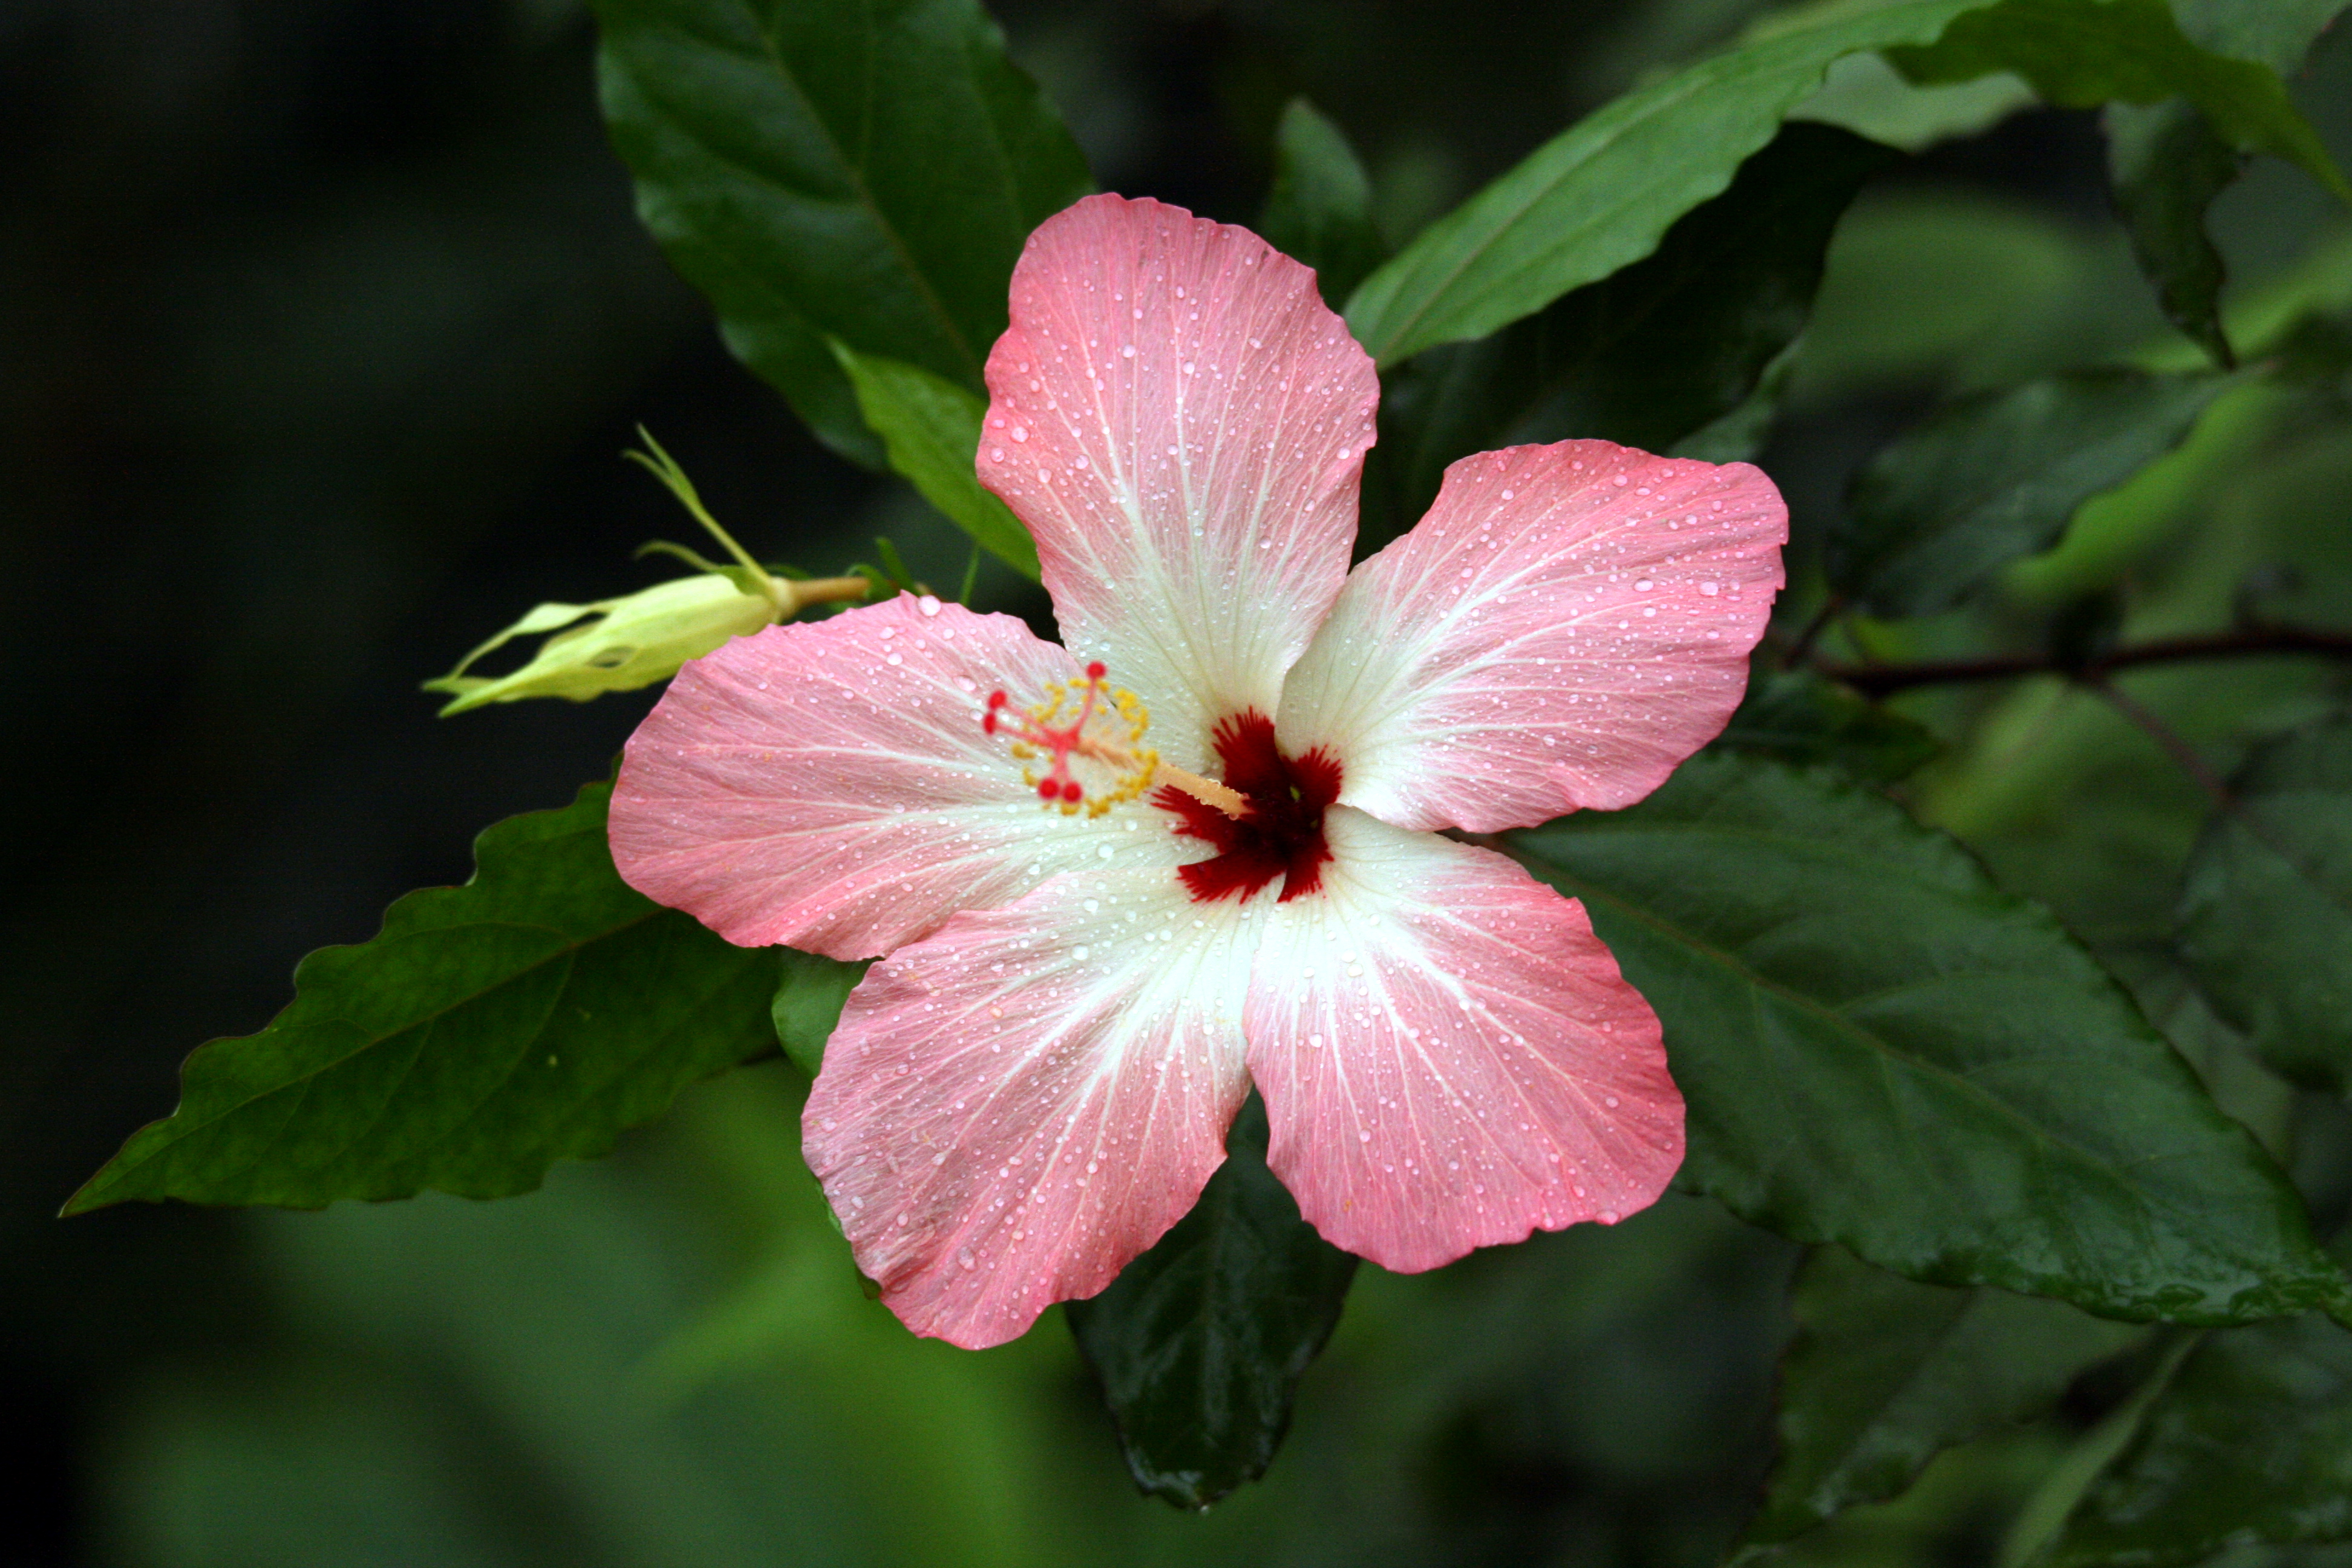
[
  {"x1": 611, "y1": 593, "x2": 1183, "y2": 959},
  {"x1": 1246, "y1": 808, "x2": 1682, "y2": 1273},
  {"x1": 805, "y1": 869, "x2": 1261, "y2": 1348},
  {"x1": 978, "y1": 193, "x2": 1379, "y2": 770},
  {"x1": 1276, "y1": 440, "x2": 1786, "y2": 832}
]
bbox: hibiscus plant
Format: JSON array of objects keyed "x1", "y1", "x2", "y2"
[{"x1": 61, "y1": 0, "x2": 2352, "y2": 1555}]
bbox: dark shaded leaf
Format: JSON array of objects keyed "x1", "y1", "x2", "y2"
[
  {"x1": 2053, "y1": 1313, "x2": 2352, "y2": 1566},
  {"x1": 1366, "y1": 122, "x2": 1893, "y2": 538},
  {"x1": 1714, "y1": 667, "x2": 1942, "y2": 783},
  {"x1": 1257, "y1": 99, "x2": 1386, "y2": 310},
  {"x1": 2107, "y1": 100, "x2": 2246, "y2": 368},
  {"x1": 1737, "y1": 1245, "x2": 2141, "y2": 1555},
  {"x1": 1889, "y1": 0, "x2": 2349, "y2": 198},
  {"x1": 592, "y1": 0, "x2": 1093, "y2": 464},
  {"x1": 1065, "y1": 1096, "x2": 1357, "y2": 1509},
  {"x1": 1341, "y1": 0, "x2": 1997, "y2": 367},
  {"x1": 2178, "y1": 716, "x2": 2352, "y2": 1096},
  {"x1": 771, "y1": 947, "x2": 866, "y2": 1080},
  {"x1": 2101, "y1": 0, "x2": 2346, "y2": 370},
  {"x1": 1831, "y1": 368, "x2": 2238, "y2": 617},
  {"x1": 1512, "y1": 753, "x2": 2350, "y2": 1325},
  {"x1": 831, "y1": 341, "x2": 1041, "y2": 580},
  {"x1": 67, "y1": 783, "x2": 778, "y2": 1213}
]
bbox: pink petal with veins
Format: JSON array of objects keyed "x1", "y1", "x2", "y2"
[
  {"x1": 978, "y1": 192, "x2": 1379, "y2": 771},
  {"x1": 1246, "y1": 808, "x2": 1682, "y2": 1273},
  {"x1": 1278, "y1": 440, "x2": 1786, "y2": 833},
  {"x1": 611, "y1": 594, "x2": 1178, "y2": 960},
  {"x1": 806, "y1": 869, "x2": 1259, "y2": 1348}
]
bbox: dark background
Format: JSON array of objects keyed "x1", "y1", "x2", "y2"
[{"x1": 5, "y1": 2, "x2": 2339, "y2": 1563}]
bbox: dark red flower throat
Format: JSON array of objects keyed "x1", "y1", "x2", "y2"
[{"x1": 1161, "y1": 711, "x2": 1342, "y2": 904}]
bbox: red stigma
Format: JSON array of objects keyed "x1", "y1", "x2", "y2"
[{"x1": 1161, "y1": 711, "x2": 1342, "y2": 904}]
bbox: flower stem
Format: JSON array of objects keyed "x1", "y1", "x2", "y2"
[{"x1": 784, "y1": 576, "x2": 872, "y2": 614}]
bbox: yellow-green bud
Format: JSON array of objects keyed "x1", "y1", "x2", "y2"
[
  {"x1": 423, "y1": 429, "x2": 867, "y2": 716},
  {"x1": 423, "y1": 573, "x2": 832, "y2": 715}
]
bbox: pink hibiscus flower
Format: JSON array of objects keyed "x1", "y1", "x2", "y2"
[{"x1": 610, "y1": 194, "x2": 1786, "y2": 1349}]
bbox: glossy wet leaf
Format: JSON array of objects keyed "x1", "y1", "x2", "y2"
[
  {"x1": 1714, "y1": 667, "x2": 1941, "y2": 784},
  {"x1": 2051, "y1": 1313, "x2": 2352, "y2": 1566},
  {"x1": 1736, "y1": 1245, "x2": 2141, "y2": 1555},
  {"x1": 1831, "y1": 368, "x2": 2238, "y2": 616},
  {"x1": 832, "y1": 342, "x2": 1042, "y2": 580},
  {"x1": 1341, "y1": 0, "x2": 1999, "y2": 367},
  {"x1": 1889, "y1": 0, "x2": 2350, "y2": 199},
  {"x1": 592, "y1": 0, "x2": 1093, "y2": 465},
  {"x1": 1065, "y1": 1096, "x2": 1358, "y2": 1509},
  {"x1": 2178, "y1": 717, "x2": 2352, "y2": 1096},
  {"x1": 770, "y1": 947, "x2": 866, "y2": 1081},
  {"x1": 66, "y1": 782, "x2": 779, "y2": 1213},
  {"x1": 1258, "y1": 99, "x2": 1387, "y2": 311},
  {"x1": 1367, "y1": 122, "x2": 1892, "y2": 535},
  {"x1": 1513, "y1": 753, "x2": 2350, "y2": 1325}
]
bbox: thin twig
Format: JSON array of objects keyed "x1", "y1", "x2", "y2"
[
  {"x1": 1815, "y1": 626, "x2": 2352, "y2": 698},
  {"x1": 2083, "y1": 676, "x2": 2234, "y2": 809},
  {"x1": 1779, "y1": 593, "x2": 1847, "y2": 670}
]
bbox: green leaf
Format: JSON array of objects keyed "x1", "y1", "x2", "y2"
[
  {"x1": 1829, "y1": 368, "x2": 2238, "y2": 617},
  {"x1": 1714, "y1": 667, "x2": 1942, "y2": 783},
  {"x1": 2171, "y1": 0, "x2": 2348, "y2": 73},
  {"x1": 1792, "y1": 50, "x2": 2039, "y2": 152},
  {"x1": 1064, "y1": 1095, "x2": 1358, "y2": 1509},
  {"x1": 2051, "y1": 1313, "x2": 2352, "y2": 1566},
  {"x1": 831, "y1": 341, "x2": 1042, "y2": 580},
  {"x1": 1367, "y1": 121, "x2": 1893, "y2": 536},
  {"x1": 65, "y1": 782, "x2": 778, "y2": 1213},
  {"x1": 1889, "y1": 0, "x2": 2351, "y2": 201},
  {"x1": 1257, "y1": 99, "x2": 1387, "y2": 310},
  {"x1": 2178, "y1": 716, "x2": 2352, "y2": 1096},
  {"x1": 2102, "y1": 0, "x2": 2352, "y2": 377},
  {"x1": 1738, "y1": 1246, "x2": 2141, "y2": 1554},
  {"x1": 1512, "y1": 753, "x2": 2350, "y2": 1325},
  {"x1": 591, "y1": 0, "x2": 1093, "y2": 465},
  {"x1": 1341, "y1": 0, "x2": 1999, "y2": 367},
  {"x1": 771, "y1": 947, "x2": 866, "y2": 1080},
  {"x1": 2107, "y1": 100, "x2": 2246, "y2": 369}
]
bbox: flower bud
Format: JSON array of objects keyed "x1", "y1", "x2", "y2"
[
  {"x1": 423, "y1": 429, "x2": 867, "y2": 716},
  {"x1": 425, "y1": 573, "x2": 809, "y2": 715}
]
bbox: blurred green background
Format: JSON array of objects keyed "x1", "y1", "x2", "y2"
[{"x1": 6, "y1": 0, "x2": 2351, "y2": 1563}]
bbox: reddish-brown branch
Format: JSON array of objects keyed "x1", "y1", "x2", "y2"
[{"x1": 1814, "y1": 626, "x2": 2352, "y2": 698}]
